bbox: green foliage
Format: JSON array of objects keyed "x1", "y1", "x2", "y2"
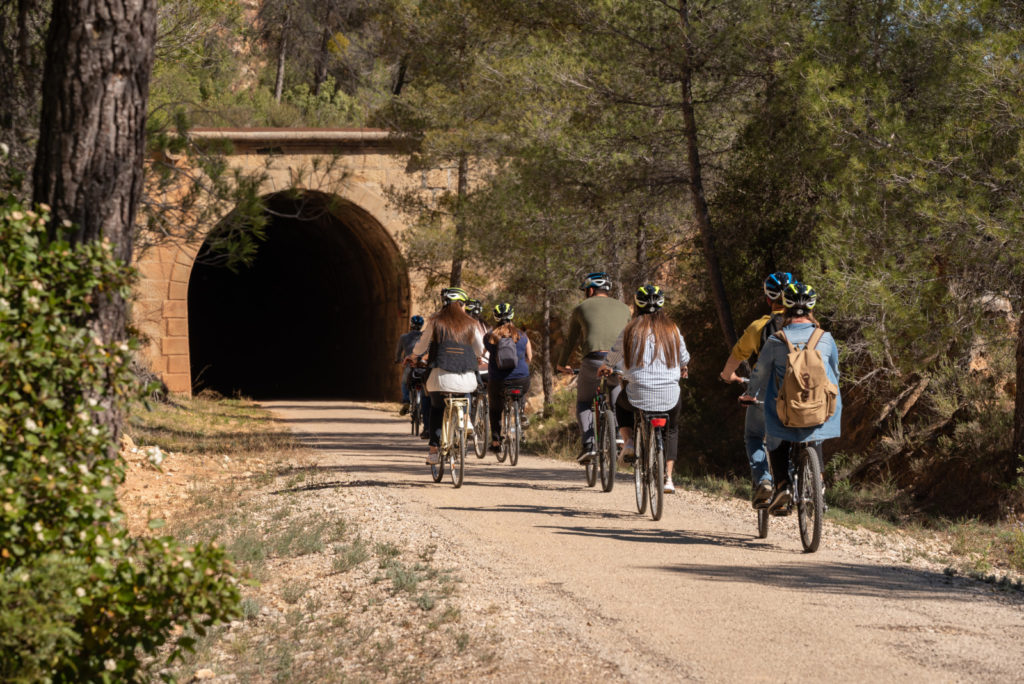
[{"x1": 0, "y1": 199, "x2": 239, "y2": 679}]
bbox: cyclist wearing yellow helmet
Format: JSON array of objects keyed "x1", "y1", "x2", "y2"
[
  {"x1": 600, "y1": 285, "x2": 689, "y2": 493},
  {"x1": 741, "y1": 282, "x2": 842, "y2": 511}
]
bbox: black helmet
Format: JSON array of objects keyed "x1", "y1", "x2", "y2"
[
  {"x1": 493, "y1": 302, "x2": 514, "y2": 322},
  {"x1": 781, "y1": 282, "x2": 817, "y2": 314},
  {"x1": 466, "y1": 299, "x2": 483, "y2": 317},
  {"x1": 579, "y1": 271, "x2": 611, "y2": 292},
  {"x1": 634, "y1": 284, "x2": 666, "y2": 314},
  {"x1": 763, "y1": 271, "x2": 794, "y2": 301},
  {"x1": 410, "y1": 315, "x2": 424, "y2": 330},
  {"x1": 440, "y1": 287, "x2": 469, "y2": 306}
]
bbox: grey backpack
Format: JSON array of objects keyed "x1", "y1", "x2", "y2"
[{"x1": 495, "y1": 336, "x2": 518, "y2": 370}]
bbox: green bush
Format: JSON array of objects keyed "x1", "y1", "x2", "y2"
[{"x1": 0, "y1": 198, "x2": 239, "y2": 680}]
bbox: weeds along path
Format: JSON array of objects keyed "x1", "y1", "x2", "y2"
[{"x1": 264, "y1": 400, "x2": 1024, "y2": 682}]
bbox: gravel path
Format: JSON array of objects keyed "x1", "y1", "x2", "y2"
[{"x1": 262, "y1": 400, "x2": 1024, "y2": 682}]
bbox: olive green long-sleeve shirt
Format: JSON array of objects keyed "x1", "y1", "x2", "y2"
[{"x1": 557, "y1": 295, "x2": 632, "y2": 366}]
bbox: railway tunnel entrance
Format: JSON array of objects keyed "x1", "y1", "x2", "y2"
[{"x1": 187, "y1": 191, "x2": 409, "y2": 399}]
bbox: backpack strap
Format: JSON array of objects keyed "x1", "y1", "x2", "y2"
[
  {"x1": 806, "y1": 327, "x2": 825, "y2": 351},
  {"x1": 774, "y1": 330, "x2": 797, "y2": 354}
]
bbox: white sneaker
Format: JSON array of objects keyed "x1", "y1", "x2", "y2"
[
  {"x1": 663, "y1": 478, "x2": 675, "y2": 494},
  {"x1": 426, "y1": 450, "x2": 439, "y2": 465},
  {"x1": 620, "y1": 441, "x2": 635, "y2": 463}
]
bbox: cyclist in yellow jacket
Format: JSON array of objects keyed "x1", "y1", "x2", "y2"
[{"x1": 719, "y1": 271, "x2": 792, "y2": 507}]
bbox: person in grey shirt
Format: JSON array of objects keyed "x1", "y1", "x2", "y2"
[
  {"x1": 600, "y1": 285, "x2": 689, "y2": 493},
  {"x1": 557, "y1": 272, "x2": 631, "y2": 463},
  {"x1": 396, "y1": 315, "x2": 424, "y2": 414}
]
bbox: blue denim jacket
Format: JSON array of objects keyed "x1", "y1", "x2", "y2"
[{"x1": 746, "y1": 322, "x2": 842, "y2": 442}]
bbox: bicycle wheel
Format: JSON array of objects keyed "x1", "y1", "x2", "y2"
[
  {"x1": 472, "y1": 395, "x2": 488, "y2": 459},
  {"x1": 449, "y1": 407, "x2": 466, "y2": 488},
  {"x1": 757, "y1": 508, "x2": 769, "y2": 539},
  {"x1": 599, "y1": 408, "x2": 616, "y2": 492},
  {"x1": 497, "y1": 402, "x2": 509, "y2": 463},
  {"x1": 634, "y1": 427, "x2": 647, "y2": 515},
  {"x1": 410, "y1": 392, "x2": 420, "y2": 436},
  {"x1": 797, "y1": 445, "x2": 824, "y2": 552},
  {"x1": 647, "y1": 431, "x2": 664, "y2": 521},
  {"x1": 509, "y1": 403, "x2": 521, "y2": 466}
]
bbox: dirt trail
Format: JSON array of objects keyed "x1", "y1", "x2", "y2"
[{"x1": 263, "y1": 400, "x2": 1024, "y2": 682}]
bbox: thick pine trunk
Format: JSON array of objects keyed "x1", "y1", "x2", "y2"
[
  {"x1": 449, "y1": 153, "x2": 468, "y2": 287},
  {"x1": 541, "y1": 288, "x2": 554, "y2": 418},
  {"x1": 1015, "y1": 317, "x2": 1024, "y2": 464},
  {"x1": 679, "y1": 0, "x2": 737, "y2": 348},
  {"x1": 32, "y1": 0, "x2": 157, "y2": 449}
]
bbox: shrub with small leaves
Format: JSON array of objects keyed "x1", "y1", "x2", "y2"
[{"x1": 0, "y1": 198, "x2": 239, "y2": 680}]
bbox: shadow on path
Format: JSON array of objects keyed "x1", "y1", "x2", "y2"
[{"x1": 658, "y1": 561, "x2": 1018, "y2": 603}]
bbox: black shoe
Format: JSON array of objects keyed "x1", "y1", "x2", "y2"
[
  {"x1": 419, "y1": 430, "x2": 430, "y2": 440},
  {"x1": 768, "y1": 486, "x2": 792, "y2": 514},
  {"x1": 399, "y1": 403, "x2": 410, "y2": 415},
  {"x1": 577, "y1": 448, "x2": 596, "y2": 464},
  {"x1": 489, "y1": 441, "x2": 501, "y2": 454},
  {"x1": 752, "y1": 479, "x2": 773, "y2": 508}
]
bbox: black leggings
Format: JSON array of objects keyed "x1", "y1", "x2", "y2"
[
  {"x1": 768, "y1": 441, "x2": 824, "y2": 488},
  {"x1": 488, "y1": 376, "x2": 531, "y2": 440},
  {"x1": 615, "y1": 392, "x2": 681, "y2": 464}
]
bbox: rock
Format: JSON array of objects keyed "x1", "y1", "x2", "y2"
[{"x1": 193, "y1": 668, "x2": 216, "y2": 680}]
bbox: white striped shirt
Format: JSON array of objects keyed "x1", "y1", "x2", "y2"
[{"x1": 606, "y1": 327, "x2": 690, "y2": 412}]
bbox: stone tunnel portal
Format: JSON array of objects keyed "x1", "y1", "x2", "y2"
[{"x1": 187, "y1": 191, "x2": 409, "y2": 399}]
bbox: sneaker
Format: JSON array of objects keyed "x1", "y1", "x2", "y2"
[
  {"x1": 399, "y1": 403, "x2": 410, "y2": 416},
  {"x1": 620, "y1": 441, "x2": 636, "y2": 464},
  {"x1": 576, "y1": 448, "x2": 596, "y2": 464},
  {"x1": 768, "y1": 486, "x2": 792, "y2": 513},
  {"x1": 521, "y1": 415, "x2": 530, "y2": 429},
  {"x1": 663, "y1": 478, "x2": 675, "y2": 494},
  {"x1": 426, "y1": 449, "x2": 439, "y2": 465},
  {"x1": 752, "y1": 479, "x2": 773, "y2": 508},
  {"x1": 419, "y1": 430, "x2": 430, "y2": 440}
]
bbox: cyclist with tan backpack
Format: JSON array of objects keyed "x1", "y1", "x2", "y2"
[{"x1": 741, "y1": 282, "x2": 841, "y2": 511}]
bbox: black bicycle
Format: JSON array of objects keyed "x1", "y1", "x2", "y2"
[
  {"x1": 500, "y1": 386, "x2": 524, "y2": 466},
  {"x1": 409, "y1": 366, "x2": 428, "y2": 436},
  {"x1": 471, "y1": 376, "x2": 489, "y2": 460},
  {"x1": 594, "y1": 374, "x2": 619, "y2": 492},
  {"x1": 736, "y1": 383, "x2": 824, "y2": 551},
  {"x1": 633, "y1": 408, "x2": 668, "y2": 521}
]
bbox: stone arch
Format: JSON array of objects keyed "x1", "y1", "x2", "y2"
[{"x1": 164, "y1": 190, "x2": 408, "y2": 399}]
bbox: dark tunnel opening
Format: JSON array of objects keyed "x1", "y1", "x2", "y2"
[{"x1": 187, "y1": 191, "x2": 408, "y2": 399}]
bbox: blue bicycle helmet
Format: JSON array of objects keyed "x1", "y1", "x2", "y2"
[
  {"x1": 580, "y1": 271, "x2": 611, "y2": 292},
  {"x1": 410, "y1": 315, "x2": 424, "y2": 330},
  {"x1": 764, "y1": 271, "x2": 794, "y2": 301}
]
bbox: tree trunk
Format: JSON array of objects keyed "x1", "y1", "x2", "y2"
[
  {"x1": 635, "y1": 211, "x2": 649, "y2": 289},
  {"x1": 1015, "y1": 316, "x2": 1024, "y2": 463},
  {"x1": 392, "y1": 54, "x2": 409, "y2": 96},
  {"x1": 449, "y1": 153, "x2": 468, "y2": 287},
  {"x1": 313, "y1": 24, "x2": 331, "y2": 96},
  {"x1": 274, "y1": 12, "x2": 289, "y2": 103},
  {"x1": 541, "y1": 288, "x2": 554, "y2": 418},
  {"x1": 32, "y1": 0, "x2": 157, "y2": 451},
  {"x1": 679, "y1": 0, "x2": 737, "y2": 348},
  {"x1": 605, "y1": 220, "x2": 624, "y2": 300}
]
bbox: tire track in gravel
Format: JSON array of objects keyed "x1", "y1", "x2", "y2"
[{"x1": 263, "y1": 400, "x2": 1024, "y2": 683}]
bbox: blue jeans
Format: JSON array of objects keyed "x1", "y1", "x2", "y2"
[{"x1": 745, "y1": 403, "x2": 780, "y2": 485}]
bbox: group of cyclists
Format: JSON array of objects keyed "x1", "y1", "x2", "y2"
[{"x1": 397, "y1": 269, "x2": 842, "y2": 514}]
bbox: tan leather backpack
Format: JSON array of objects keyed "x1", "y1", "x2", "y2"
[{"x1": 774, "y1": 328, "x2": 838, "y2": 428}]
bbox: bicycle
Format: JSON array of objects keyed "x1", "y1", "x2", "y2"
[
  {"x1": 632, "y1": 408, "x2": 669, "y2": 521},
  {"x1": 409, "y1": 366, "x2": 428, "y2": 436},
  {"x1": 431, "y1": 393, "x2": 469, "y2": 488},
  {"x1": 471, "y1": 375, "x2": 489, "y2": 459},
  {"x1": 594, "y1": 373, "x2": 619, "y2": 492},
  {"x1": 736, "y1": 384, "x2": 824, "y2": 551},
  {"x1": 499, "y1": 385, "x2": 525, "y2": 466},
  {"x1": 567, "y1": 368, "x2": 612, "y2": 488}
]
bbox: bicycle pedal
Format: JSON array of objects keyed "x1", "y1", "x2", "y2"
[{"x1": 770, "y1": 507, "x2": 792, "y2": 517}]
